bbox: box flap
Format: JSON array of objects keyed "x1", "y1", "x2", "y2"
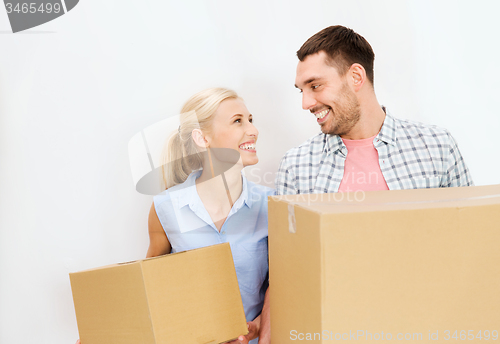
[
  {"x1": 272, "y1": 184, "x2": 500, "y2": 215},
  {"x1": 268, "y1": 199, "x2": 323, "y2": 340},
  {"x1": 70, "y1": 246, "x2": 216, "y2": 274}
]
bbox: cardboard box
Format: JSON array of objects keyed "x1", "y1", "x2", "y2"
[
  {"x1": 268, "y1": 185, "x2": 500, "y2": 343},
  {"x1": 70, "y1": 243, "x2": 248, "y2": 344}
]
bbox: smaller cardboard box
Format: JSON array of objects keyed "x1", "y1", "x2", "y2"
[{"x1": 70, "y1": 243, "x2": 248, "y2": 344}]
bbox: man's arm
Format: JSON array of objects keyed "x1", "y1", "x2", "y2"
[
  {"x1": 443, "y1": 132, "x2": 474, "y2": 187},
  {"x1": 258, "y1": 287, "x2": 270, "y2": 343},
  {"x1": 275, "y1": 155, "x2": 298, "y2": 195}
]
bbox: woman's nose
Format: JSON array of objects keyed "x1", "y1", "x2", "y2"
[{"x1": 246, "y1": 122, "x2": 259, "y2": 137}]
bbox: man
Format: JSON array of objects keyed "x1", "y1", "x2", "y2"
[
  {"x1": 276, "y1": 25, "x2": 473, "y2": 195},
  {"x1": 256, "y1": 25, "x2": 473, "y2": 344}
]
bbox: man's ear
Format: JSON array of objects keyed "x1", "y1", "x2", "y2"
[
  {"x1": 191, "y1": 129, "x2": 209, "y2": 148},
  {"x1": 349, "y1": 63, "x2": 366, "y2": 91}
]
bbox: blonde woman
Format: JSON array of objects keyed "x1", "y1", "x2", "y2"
[
  {"x1": 147, "y1": 88, "x2": 272, "y2": 344},
  {"x1": 76, "y1": 88, "x2": 271, "y2": 344}
]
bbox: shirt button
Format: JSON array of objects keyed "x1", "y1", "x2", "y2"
[{"x1": 221, "y1": 231, "x2": 226, "y2": 235}]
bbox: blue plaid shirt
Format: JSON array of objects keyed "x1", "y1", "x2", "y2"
[{"x1": 275, "y1": 109, "x2": 473, "y2": 195}]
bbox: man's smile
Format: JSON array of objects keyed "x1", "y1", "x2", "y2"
[{"x1": 313, "y1": 108, "x2": 331, "y2": 124}]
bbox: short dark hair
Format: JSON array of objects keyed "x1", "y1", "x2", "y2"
[{"x1": 297, "y1": 25, "x2": 375, "y2": 85}]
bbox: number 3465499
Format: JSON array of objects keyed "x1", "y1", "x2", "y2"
[
  {"x1": 5, "y1": 3, "x2": 62, "y2": 14},
  {"x1": 444, "y1": 330, "x2": 498, "y2": 341}
]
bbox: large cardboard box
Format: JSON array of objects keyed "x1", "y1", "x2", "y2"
[
  {"x1": 268, "y1": 185, "x2": 500, "y2": 343},
  {"x1": 70, "y1": 243, "x2": 248, "y2": 344}
]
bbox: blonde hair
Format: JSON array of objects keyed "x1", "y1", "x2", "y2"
[{"x1": 161, "y1": 87, "x2": 239, "y2": 189}]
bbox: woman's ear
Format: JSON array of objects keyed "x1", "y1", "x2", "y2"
[{"x1": 191, "y1": 129, "x2": 209, "y2": 148}]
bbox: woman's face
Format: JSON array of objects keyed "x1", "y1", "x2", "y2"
[{"x1": 206, "y1": 98, "x2": 259, "y2": 167}]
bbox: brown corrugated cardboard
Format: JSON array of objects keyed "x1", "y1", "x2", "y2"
[
  {"x1": 70, "y1": 243, "x2": 248, "y2": 344},
  {"x1": 269, "y1": 185, "x2": 500, "y2": 343}
]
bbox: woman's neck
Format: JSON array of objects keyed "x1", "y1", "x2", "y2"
[
  {"x1": 197, "y1": 162, "x2": 243, "y2": 206},
  {"x1": 195, "y1": 157, "x2": 244, "y2": 231}
]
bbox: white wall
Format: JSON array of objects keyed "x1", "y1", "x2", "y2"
[{"x1": 1, "y1": 1, "x2": 499, "y2": 343}]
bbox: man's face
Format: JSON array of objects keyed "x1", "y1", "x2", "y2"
[{"x1": 295, "y1": 51, "x2": 361, "y2": 136}]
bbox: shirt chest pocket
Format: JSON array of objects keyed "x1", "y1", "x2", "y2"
[{"x1": 232, "y1": 240, "x2": 269, "y2": 295}]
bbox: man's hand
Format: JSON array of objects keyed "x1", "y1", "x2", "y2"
[{"x1": 224, "y1": 315, "x2": 260, "y2": 344}]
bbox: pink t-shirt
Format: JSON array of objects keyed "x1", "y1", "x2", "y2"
[{"x1": 338, "y1": 134, "x2": 389, "y2": 193}]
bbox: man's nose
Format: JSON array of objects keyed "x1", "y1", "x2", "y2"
[{"x1": 302, "y1": 91, "x2": 316, "y2": 110}]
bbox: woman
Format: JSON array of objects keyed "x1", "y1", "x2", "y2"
[
  {"x1": 75, "y1": 88, "x2": 271, "y2": 344},
  {"x1": 152, "y1": 88, "x2": 273, "y2": 343}
]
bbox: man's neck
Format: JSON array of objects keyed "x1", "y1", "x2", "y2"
[{"x1": 341, "y1": 98, "x2": 386, "y2": 140}]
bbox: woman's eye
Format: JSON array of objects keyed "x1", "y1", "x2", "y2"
[
  {"x1": 234, "y1": 119, "x2": 241, "y2": 123},
  {"x1": 249, "y1": 118, "x2": 253, "y2": 123}
]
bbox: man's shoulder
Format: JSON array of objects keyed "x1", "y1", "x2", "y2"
[
  {"x1": 281, "y1": 132, "x2": 325, "y2": 160},
  {"x1": 391, "y1": 115, "x2": 452, "y2": 144},
  {"x1": 393, "y1": 116, "x2": 450, "y2": 136}
]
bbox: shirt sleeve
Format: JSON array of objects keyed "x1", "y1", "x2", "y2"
[
  {"x1": 275, "y1": 154, "x2": 298, "y2": 195},
  {"x1": 443, "y1": 131, "x2": 474, "y2": 187}
]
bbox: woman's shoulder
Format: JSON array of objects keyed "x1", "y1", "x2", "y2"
[
  {"x1": 154, "y1": 170, "x2": 201, "y2": 206},
  {"x1": 153, "y1": 189, "x2": 172, "y2": 208}
]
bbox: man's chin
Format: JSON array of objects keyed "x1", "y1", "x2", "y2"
[
  {"x1": 320, "y1": 128, "x2": 330, "y2": 135},
  {"x1": 320, "y1": 124, "x2": 336, "y2": 135}
]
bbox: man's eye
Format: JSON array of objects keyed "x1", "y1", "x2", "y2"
[{"x1": 312, "y1": 85, "x2": 319, "y2": 90}]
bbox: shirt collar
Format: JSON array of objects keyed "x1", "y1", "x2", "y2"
[
  {"x1": 241, "y1": 174, "x2": 252, "y2": 208},
  {"x1": 323, "y1": 105, "x2": 397, "y2": 153},
  {"x1": 169, "y1": 169, "x2": 202, "y2": 209},
  {"x1": 324, "y1": 133, "x2": 344, "y2": 155},
  {"x1": 376, "y1": 106, "x2": 397, "y2": 146},
  {"x1": 226, "y1": 172, "x2": 253, "y2": 214},
  {"x1": 170, "y1": 169, "x2": 252, "y2": 210}
]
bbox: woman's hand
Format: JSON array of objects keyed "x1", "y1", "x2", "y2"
[
  {"x1": 75, "y1": 340, "x2": 80, "y2": 344},
  {"x1": 224, "y1": 315, "x2": 261, "y2": 344}
]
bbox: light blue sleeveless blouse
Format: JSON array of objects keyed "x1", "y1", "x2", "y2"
[{"x1": 154, "y1": 170, "x2": 274, "y2": 341}]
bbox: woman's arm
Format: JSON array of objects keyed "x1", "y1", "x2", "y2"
[{"x1": 146, "y1": 202, "x2": 171, "y2": 258}]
